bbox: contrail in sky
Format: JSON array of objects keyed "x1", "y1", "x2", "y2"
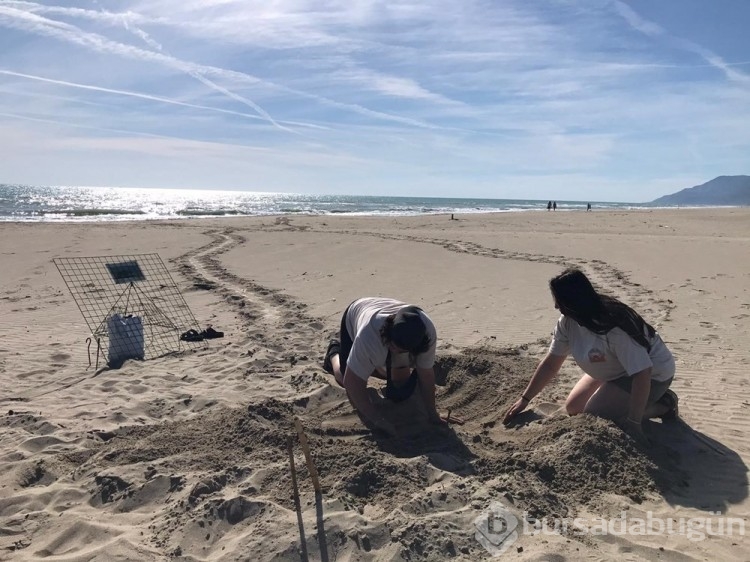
[{"x1": 0, "y1": 69, "x2": 329, "y2": 130}]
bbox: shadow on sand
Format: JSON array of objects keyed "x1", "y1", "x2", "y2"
[{"x1": 647, "y1": 418, "x2": 748, "y2": 513}]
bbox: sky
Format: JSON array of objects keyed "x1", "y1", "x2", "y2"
[{"x1": 0, "y1": 0, "x2": 748, "y2": 202}]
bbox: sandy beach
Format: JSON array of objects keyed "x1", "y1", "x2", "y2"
[{"x1": 1, "y1": 208, "x2": 748, "y2": 561}]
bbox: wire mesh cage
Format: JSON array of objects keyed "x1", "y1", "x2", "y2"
[{"x1": 54, "y1": 254, "x2": 205, "y2": 367}]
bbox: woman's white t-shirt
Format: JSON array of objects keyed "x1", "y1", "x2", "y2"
[
  {"x1": 345, "y1": 297, "x2": 437, "y2": 381},
  {"x1": 549, "y1": 315, "x2": 674, "y2": 382}
]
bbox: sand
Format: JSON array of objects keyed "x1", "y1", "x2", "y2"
[{"x1": 0, "y1": 208, "x2": 748, "y2": 561}]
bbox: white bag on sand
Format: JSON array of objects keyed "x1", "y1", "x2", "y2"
[{"x1": 107, "y1": 313, "x2": 145, "y2": 366}]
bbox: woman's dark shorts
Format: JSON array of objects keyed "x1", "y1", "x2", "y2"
[{"x1": 610, "y1": 375, "x2": 673, "y2": 404}]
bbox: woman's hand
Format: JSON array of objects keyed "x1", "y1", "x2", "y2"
[
  {"x1": 620, "y1": 418, "x2": 650, "y2": 448},
  {"x1": 502, "y1": 397, "x2": 529, "y2": 425},
  {"x1": 502, "y1": 353, "x2": 564, "y2": 426}
]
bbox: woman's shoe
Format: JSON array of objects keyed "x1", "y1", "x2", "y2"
[{"x1": 657, "y1": 389, "x2": 679, "y2": 420}]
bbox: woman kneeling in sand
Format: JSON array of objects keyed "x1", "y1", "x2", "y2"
[
  {"x1": 503, "y1": 268, "x2": 678, "y2": 441},
  {"x1": 323, "y1": 297, "x2": 449, "y2": 436}
]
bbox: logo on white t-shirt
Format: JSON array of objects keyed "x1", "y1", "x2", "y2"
[{"x1": 588, "y1": 347, "x2": 606, "y2": 363}]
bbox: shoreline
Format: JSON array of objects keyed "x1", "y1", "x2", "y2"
[{"x1": 2, "y1": 203, "x2": 749, "y2": 223}]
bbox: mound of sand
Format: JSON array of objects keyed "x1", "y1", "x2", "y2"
[{"x1": 4, "y1": 348, "x2": 675, "y2": 560}]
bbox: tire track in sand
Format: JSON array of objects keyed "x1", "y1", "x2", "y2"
[
  {"x1": 174, "y1": 228, "x2": 327, "y2": 374},
  {"x1": 248, "y1": 224, "x2": 675, "y2": 330},
  {"x1": 174, "y1": 222, "x2": 675, "y2": 385}
]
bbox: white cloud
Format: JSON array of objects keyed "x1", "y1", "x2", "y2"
[
  {"x1": 0, "y1": 0, "x2": 747, "y2": 199},
  {"x1": 612, "y1": 0, "x2": 750, "y2": 86}
]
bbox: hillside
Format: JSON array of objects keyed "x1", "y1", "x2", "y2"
[{"x1": 651, "y1": 175, "x2": 750, "y2": 206}]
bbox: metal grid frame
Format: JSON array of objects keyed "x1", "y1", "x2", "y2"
[{"x1": 54, "y1": 254, "x2": 204, "y2": 366}]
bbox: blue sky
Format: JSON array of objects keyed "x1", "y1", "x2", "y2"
[{"x1": 0, "y1": 0, "x2": 748, "y2": 202}]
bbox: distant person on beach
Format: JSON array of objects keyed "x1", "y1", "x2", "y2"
[
  {"x1": 502, "y1": 268, "x2": 678, "y2": 442},
  {"x1": 553, "y1": 201, "x2": 557, "y2": 211},
  {"x1": 322, "y1": 298, "x2": 450, "y2": 436},
  {"x1": 587, "y1": 203, "x2": 592, "y2": 211},
  {"x1": 547, "y1": 201, "x2": 552, "y2": 211}
]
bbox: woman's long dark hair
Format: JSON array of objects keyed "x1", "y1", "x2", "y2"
[{"x1": 550, "y1": 268, "x2": 656, "y2": 351}]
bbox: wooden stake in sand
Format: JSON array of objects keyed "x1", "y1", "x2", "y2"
[
  {"x1": 293, "y1": 417, "x2": 321, "y2": 493},
  {"x1": 286, "y1": 436, "x2": 309, "y2": 561}
]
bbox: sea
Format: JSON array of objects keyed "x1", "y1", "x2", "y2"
[{"x1": 0, "y1": 184, "x2": 658, "y2": 222}]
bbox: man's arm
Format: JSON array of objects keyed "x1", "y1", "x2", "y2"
[
  {"x1": 343, "y1": 367, "x2": 396, "y2": 435},
  {"x1": 416, "y1": 366, "x2": 441, "y2": 422}
]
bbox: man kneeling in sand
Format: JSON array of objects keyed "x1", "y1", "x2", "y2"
[{"x1": 322, "y1": 297, "x2": 450, "y2": 436}]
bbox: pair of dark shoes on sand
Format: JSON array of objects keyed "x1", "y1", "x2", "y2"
[{"x1": 180, "y1": 327, "x2": 224, "y2": 342}]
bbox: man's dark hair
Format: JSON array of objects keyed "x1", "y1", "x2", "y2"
[{"x1": 381, "y1": 305, "x2": 431, "y2": 355}]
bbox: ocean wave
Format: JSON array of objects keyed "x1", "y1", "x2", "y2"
[
  {"x1": 1, "y1": 184, "x2": 690, "y2": 223},
  {"x1": 176, "y1": 209, "x2": 242, "y2": 216},
  {"x1": 42, "y1": 209, "x2": 146, "y2": 216}
]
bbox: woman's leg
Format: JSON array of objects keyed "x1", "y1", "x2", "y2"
[
  {"x1": 583, "y1": 382, "x2": 630, "y2": 420},
  {"x1": 644, "y1": 400, "x2": 670, "y2": 419},
  {"x1": 565, "y1": 374, "x2": 603, "y2": 415},
  {"x1": 606, "y1": 376, "x2": 674, "y2": 420},
  {"x1": 573, "y1": 376, "x2": 675, "y2": 422},
  {"x1": 643, "y1": 378, "x2": 674, "y2": 419}
]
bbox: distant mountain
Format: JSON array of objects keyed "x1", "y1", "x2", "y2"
[{"x1": 651, "y1": 175, "x2": 750, "y2": 206}]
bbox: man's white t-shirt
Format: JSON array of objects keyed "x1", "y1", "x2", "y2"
[
  {"x1": 549, "y1": 315, "x2": 674, "y2": 382},
  {"x1": 345, "y1": 297, "x2": 437, "y2": 381}
]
